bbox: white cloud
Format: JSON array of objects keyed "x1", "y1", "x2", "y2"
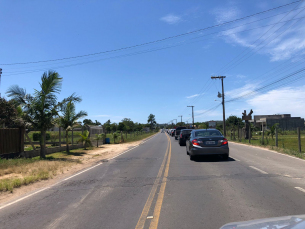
[
  {"x1": 246, "y1": 86, "x2": 305, "y2": 117},
  {"x1": 226, "y1": 83, "x2": 259, "y2": 99},
  {"x1": 94, "y1": 115, "x2": 110, "y2": 117},
  {"x1": 212, "y1": 3, "x2": 305, "y2": 62},
  {"x1": 160, "y1": 14, "x2": 182, "y2": 24},
  {"x1": 186, "y1": 93, "x2": 200, "y2": 99},
  {"x1": 211, "y1": 6, "x2": 240, "y2": 24},
  {"x1": 236, "y1": 74, "x2": 246, "y2": 79}
]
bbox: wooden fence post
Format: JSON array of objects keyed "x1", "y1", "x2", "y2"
[
  {"x1": 126, "y1": 132, "x2": 127, "y2": 140},
  {"x1": 237, "y1": 128, "x2": 240, "y2": 141},
  {"x1": 72, "y1": 128, "x2": 74, "y2": 145},
  {"x1": 275, "y1": 128, "x2": 278, "y2": 147},
  {"x1": 262, "y1": 129, "x2": 264, "y2": 145},
  {"x1": 297, "y1": 127, "x2": 301, "y2": 152},
  {"x1": 59, "y1": 127, "x2": 61, "y2": 148},
  {"x1": 248, "y1": 125, "x2": 251, "y2": 143}
]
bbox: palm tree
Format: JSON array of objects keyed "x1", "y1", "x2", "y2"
[
  {"x1": 78, "y1": 130, "x2": 92, "y2": 149},
  {"x1": 59, "y1": 101, "x2": 87, "y2": 153},
  {"x1": 6, "y1": 70, "x2": 81, "y2": 158},
  {"x1": 94, "y1": 133, "x2": 105, "y2": 147}
]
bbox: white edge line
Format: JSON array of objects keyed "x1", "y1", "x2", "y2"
[
  {"x1": 295, "y1": 187, "x2": 305, "y2": 193},
  {"x1": 230, "y1": 142, "x2": 305, "y2": 163},
  {"x1": 0, "y1": 133, "x2": 159, "y2": 211},
  {"x1": 231, "y1": 157, "x2": 240, "y2": 161},
  {"x1": 249, "y1": 166, "x2": 268, "y2": 174}
]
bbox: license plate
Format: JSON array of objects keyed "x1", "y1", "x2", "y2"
[{"x1": 205, "y1": 141, "x2": 215, "y2": 144}]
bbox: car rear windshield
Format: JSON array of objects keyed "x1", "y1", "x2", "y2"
[
  {"x1": 181, "y1": 130, "x2": 192, "y2": 134},
  {"x1": 176, "y1": 127, "x2": 186, "y2": 130},
  {"x1": 194, "y1": 130, "x2": 222, "y2": 137}
]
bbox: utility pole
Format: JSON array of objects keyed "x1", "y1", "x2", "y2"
[
  {"x1": 187, "y1": 106, "x2": 194, "y2": 128},
  {"x1": 0, "y1": 68, "x2": 2, "y2": 98},
  {"x1": 178, "y1": 115, "x2": 182, "y2": 124},
  {"x1": 211, "y1": 76, "x2": 226, "y2": 137},
  {"x1": 173, "y1": 119, "x2": 177, "y2": 125}
]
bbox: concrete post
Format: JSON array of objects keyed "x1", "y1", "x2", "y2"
[
  {"x1": 297, "y1": 127, "x2": 301, "y2": 153},
  {"x1": 275, "y1": 128, "x2": 278, "y2": 147}
]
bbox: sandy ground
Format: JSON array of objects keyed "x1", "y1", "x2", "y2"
[{"x1": 0, "y1": 135, "x2": 156, "y2": 206}]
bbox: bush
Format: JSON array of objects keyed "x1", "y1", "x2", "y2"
[{"x1": 33, "y1": 133, "x2": 50, "y2": 141}]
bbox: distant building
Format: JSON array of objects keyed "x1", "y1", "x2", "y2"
[
  {"x1": 250, "y1": 114, "x2": 304, "y2": 131},
  {"x1": 143, "y1": 127, "x2": 150, "y2": 132}
]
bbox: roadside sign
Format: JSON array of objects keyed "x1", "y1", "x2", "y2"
[{"x1": 209, "y1": 121, "x2": 216, "y2": 129}]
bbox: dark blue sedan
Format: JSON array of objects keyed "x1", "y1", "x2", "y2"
[{"x1": 186, "y1": 129, "x2": 229, "y2": 160}]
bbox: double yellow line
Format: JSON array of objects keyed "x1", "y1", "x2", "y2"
[{"x1": 135, "y1": 134, "x2": 172, "y2": 229}]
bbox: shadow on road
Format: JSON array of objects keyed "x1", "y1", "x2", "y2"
[{"x1": 192, "y1": 155, "x2": 235, "y2": 163}]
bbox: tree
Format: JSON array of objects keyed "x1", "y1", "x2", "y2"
[
  {"x1": 104, "y1": 119, "x2": 111, "y2": 133},
  {"x1": 58, "y1": 101, "x2": 87, "y2": 153},
  {"x1": 78, "y1": 130, "x2": 92, "y2": 149},
  {"x1": 121, "y1": 118, "x2": 134, "y2": 132},
  {"x1": 94, "y1": 120, "x2": 101, "y2": 126},
  {"x1": 0, "y1": 97, "x2": 19, "y2": 127},
  {"x1": 94, "y1": 133, "x2": 104, "y2": 147},
  {"x1": 226, "y1": 116, "x2": 243, "y2": 127},
  {"x1": 147, "y1": 114, "x2": 156, "y2": 129},
  {"x1": 117, "y1": 122, "x2": 125, "y2": 131},
  {"x1": 111, "y1": 123, "x2": 118, "y2": 132},
  {"x1": 267, "y1": 123, "x2": 280, "y2": 139},
  {"x1": 7, "y1": 70, "x2": 80, "y2": 158},
  {"x1": 176, "y1": 122, "x2": 185, "y2": 127},
  {"x1": 83, "y1": 119, "x2": 94, "y2": 125}
]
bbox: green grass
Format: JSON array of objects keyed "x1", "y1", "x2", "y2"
[
  {"x1": 104, "y1": 131, "x2": 156, "y2": 144},
  {"x1": 229, "y1": 132, "x2": 305, "y2": 160}
]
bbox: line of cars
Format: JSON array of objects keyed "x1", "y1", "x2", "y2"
[{"x1": 165, "y1": 127, "x2": 229, "y2": 160}]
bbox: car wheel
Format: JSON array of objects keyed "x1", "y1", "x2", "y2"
[
  {"x1": 186, "y1": 147, "x2": 189, "y2": 155},
  {"x1": 223, "y1": 154, "x2": 229, "y2": 161},
  {"x1": 190, "y1": 155, "x2": 195, "y2": 161}
]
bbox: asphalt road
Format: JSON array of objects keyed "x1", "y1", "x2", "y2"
[{"x1": 1, "y1": 132, "x2": 305, "y2": 229}]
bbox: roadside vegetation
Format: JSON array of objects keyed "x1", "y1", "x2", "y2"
[
  {"x1": 1, "y1": 71, "x2": 159, "y2": 192},
  {"x1": 230, "y1": 131, "x2": 305, "y2": 160},
  {"x1": 0, "y1": 156, "x2": 79, "y2": 192}
]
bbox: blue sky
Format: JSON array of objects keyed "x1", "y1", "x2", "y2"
[{"x1": 1, "y1": 0, "x2": 305, "y2": 125}]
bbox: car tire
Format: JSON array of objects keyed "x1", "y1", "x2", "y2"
[
  {"x1": 223, "y1": 154, "x2": 229, "y2": 161},
  {"x1": 186, "y1": 147, "x2": 189, "y2": 155},
  {"x1": 190, "y1": 155, "x2": 195, "y2": 161}
]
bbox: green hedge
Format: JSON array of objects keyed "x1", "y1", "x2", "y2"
[{"x1": 33, "y1": 133, "x2": 50, "y2": 141}]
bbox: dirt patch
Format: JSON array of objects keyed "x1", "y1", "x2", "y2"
[{"x1": 0, "y1": 134, "x2": 156, "y2": 206}]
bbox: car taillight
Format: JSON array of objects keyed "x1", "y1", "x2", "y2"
[
  {"x1": 180, "y1": 134, "x2": 182, "y2": 138},
  {"x1": 220, "y1": 138, "x2": 228, "y2": 145},
  {"x1": 192, "y1": 139, "x2": 200, "y2": 146}
]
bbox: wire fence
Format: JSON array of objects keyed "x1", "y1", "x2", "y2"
[{"x1": 227, "y1": 125, "x2": 304, "y2": 154}]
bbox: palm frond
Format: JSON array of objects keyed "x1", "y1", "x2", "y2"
[{"x1": 6, "y1": 85, "x2": 27, "y2": 105}]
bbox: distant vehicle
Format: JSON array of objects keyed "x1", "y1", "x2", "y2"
[
  {"x1": 174, "y1": 126, "x2": 187, "y2": 140},
  {"x1": 186, "y1": 129, "x2": 229, "y2": 160},
  {"x1": 171, "y1": 129, "x2": 176, "y2": 137},
  {"x1": 178, "y1": 129, "x2": 193, "y2": 146}
]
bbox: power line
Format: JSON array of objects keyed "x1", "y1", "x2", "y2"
[
  {"x1": 4, "y1": 15, "x2": 305, "y2": 76},
  {"x1": 1, "y1": 0, "x2": 302, "y2": 66},
  {"x1": 217, "y1": 3, "x2": 305, "y2": 75}
]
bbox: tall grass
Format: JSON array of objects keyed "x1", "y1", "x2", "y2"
[{"x1": 0, "y1": 157, "x2": 77, "y2": 192}]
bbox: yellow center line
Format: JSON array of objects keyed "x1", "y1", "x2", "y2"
[
  {"x1": 135, "y1": 134, "x2": 170, "y2": 229},
  {"x1": 149, "y1": 135, "x2": 171, "y2": 229}
]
